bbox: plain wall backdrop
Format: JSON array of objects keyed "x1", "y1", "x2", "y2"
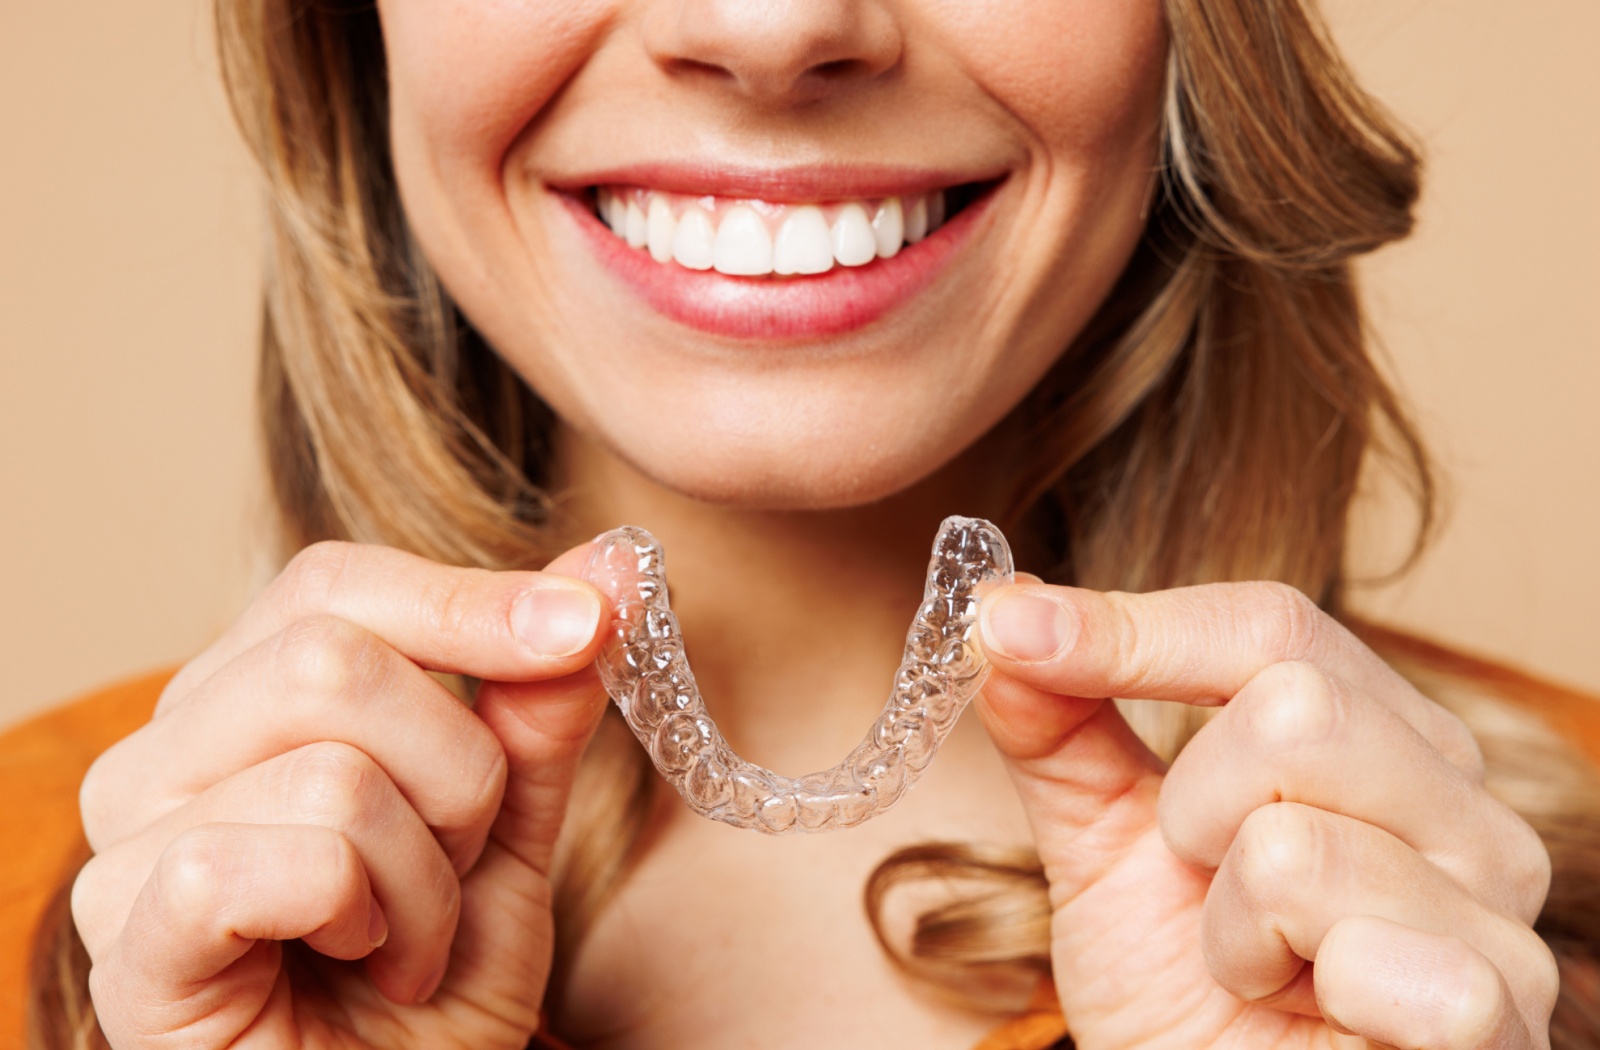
[{"x1": 1, "y1": 0, "x2": 1596, "y2": 729}]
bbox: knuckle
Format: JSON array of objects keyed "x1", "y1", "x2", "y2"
[
  {"x1": 77, "y1": 751, "x2": 116, "y2": 846},
  {"x1": 1242, "y1": 581, "x2": 1324, "y2": 663},
  {"x1": 1518, "y1": 929, "x2": 1561, "y2": 1022},
  {"x1": 281, "y1": 742, "x2": 382, "y2": 829},
  {"x1": 70, "y1": 857, "x2": 113, "y2": 954},
  {"x1": 320, "y1": 830, "x2": 367, "y2": 903},
  {"x1": 1236, "y1": 660, "x2": 1341, "y2": 751},
  {"x1": 277, "y1": 540, "x2": 359, "y2": 616},
  {"x1": 1436, "y1": 708, "x2": 1487, "y2": 780},
  {"x1": 427, "y1": 568, "x2": 496, "y2": 655},
  {"x1": 155, "y1": 826, "x2": 230, "y2": 921},
  {"x1": 87, "y1": 963, "x2": 135, "y2": 1045},
  {"x1": 1435, "y1": 939, "x2": 1510, "y2": 1048},
  {"x1": 85, "y1": 963, "x2": 113, "y2": 1015},
  {"x1": 80, "y1": 736, "x2": 186, "y2": 853},
  {"x1": 438, "y1": 735, "x2": 509, "y2": 840},
  {"x1": 1102, "y1": 594, "x2": 1149, "y2": 683},
  {"x1": 295, "y1": 830, "x2": 368, "y2": 936},
  {"x1": 69, "y1": 860, "x2": 97, "y2": 930},
  {"x1": 1503, "y1": 815, "x2": 1553, "y2": 921},
  {"x1": 274, "y1": 614, "x2": 385, "y2": 701},
  {"x1": 1454, "y1": 735, "x2": 1487, "y2": 783},
  {"x1": 150, "y1": 669, "x2": 195, "y2": 717},
  {"x1": 1233, "y1": 802, "x2": 1322, "y2": 902}
]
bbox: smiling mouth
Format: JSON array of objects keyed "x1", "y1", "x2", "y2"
[
  {"x1": 563, "y1": 172, "x2": 1001, "y2": 339},
  {"x1": 591, "y1": 182, "x2": 993, "y2": 278}
]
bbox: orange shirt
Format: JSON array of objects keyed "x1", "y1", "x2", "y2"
[{"x1": 6, "y1": 645, "x2": 1597, "y2": 1048}]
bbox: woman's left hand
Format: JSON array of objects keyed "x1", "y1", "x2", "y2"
[{"x1": 975, "y1": 580, "x2": 1558, "y2": 1049}]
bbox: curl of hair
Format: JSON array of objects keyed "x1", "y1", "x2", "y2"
[{"x1": 28, "y1": 0, "x2": 1600, "y2": 1046}]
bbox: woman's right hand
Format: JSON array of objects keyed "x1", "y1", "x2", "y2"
[{"x1": 72, "y1": 540, "x2": 612, "y2": 1049}]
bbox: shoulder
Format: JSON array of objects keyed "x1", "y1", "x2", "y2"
[{"x1": 0, "y1": 668, "x2": 174, "y2": 1046}]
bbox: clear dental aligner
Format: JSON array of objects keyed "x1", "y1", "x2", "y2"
[{"x1": 580, "y1": 516, "x2": 1015, "y2": 834}]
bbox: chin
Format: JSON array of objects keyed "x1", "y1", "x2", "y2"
[
  {"x1": 544, "y1": 355, "x2": 1014, "y2": 515},
  {"x1": 608, "y1": 426, "x2": 964, "y2": 512}
]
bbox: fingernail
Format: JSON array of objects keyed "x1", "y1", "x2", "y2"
[
  {"x1": 415, "y1": 963, "x2": 448, "y2": 1003},
  {"x1": 367, "y1": 899, "x2": 388, "y2": 949},
  {"x1": 982, "y1": 591, "x2": 1074, "y2": 662},
  {"x1": 511, "y1": 583, "x2": 602, "y2": 658}
]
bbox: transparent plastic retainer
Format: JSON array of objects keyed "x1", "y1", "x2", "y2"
[{"x1": 580, "y1": 516, "x2": 1014, "y2": 834}]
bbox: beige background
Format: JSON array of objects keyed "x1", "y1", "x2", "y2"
[{"x1": 1, "y1": 0, "x2": 1595, "y2": 730}]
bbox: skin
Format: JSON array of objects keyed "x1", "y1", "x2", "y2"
[{"x1": 73, "y1": 0, "x2": 1557, "y2": 1048}]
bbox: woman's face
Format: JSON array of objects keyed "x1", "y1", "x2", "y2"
[{"x1": 378, "y1": 0, "x2": 1168, "y2": 509}]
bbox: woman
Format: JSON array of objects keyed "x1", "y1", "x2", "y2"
[{"x1": 16, "y1": 0, "x2": 1600, "y2": 1046}]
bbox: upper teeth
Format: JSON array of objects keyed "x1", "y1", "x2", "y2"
[{"x1": 595, "y1": 188, "x2": 949, "y2": 277}]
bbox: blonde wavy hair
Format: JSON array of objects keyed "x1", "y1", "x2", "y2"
[{"x1": 29, "y1": 0, "x2": 1600, "y2": 1045}]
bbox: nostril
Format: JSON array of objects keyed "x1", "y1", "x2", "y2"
[
  {"x1": 668, "y1": 56, "x2": 737, "y2": 84},
  {"x1": 811, "y1": 58, "x2": 866, "y2": 80}
]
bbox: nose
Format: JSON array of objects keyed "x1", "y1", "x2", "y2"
[{"x1": 643, "y1": 0, "x2": 902, "y2": 105}]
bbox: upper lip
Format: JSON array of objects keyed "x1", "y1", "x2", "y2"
[{"x1": 546, "y1": 161, "x2": 1009, "y2": 203}]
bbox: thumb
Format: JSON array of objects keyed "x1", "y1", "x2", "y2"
[
  {"x1": 438, "y1": 670, "x2": 609, "y2": 1026},
  {"x1": 432, "y1": 543, "x2": 616, "y2": 1023},
  {"x1": 474, "y1": 669, "x2": 611, "y2": 875},
  {"x1": 975, "y1": 667, "x2": 1165, "y2": 902},
  {"x1": 473, "y1": 540, "x2": 614, "y2": 875}
]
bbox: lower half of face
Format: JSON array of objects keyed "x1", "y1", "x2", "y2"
[{"x1": 380, "y1": 0, "x2": 1168, "y2": 510}]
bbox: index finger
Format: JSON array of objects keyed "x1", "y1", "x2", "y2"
[
  {"x1": 160, "y1": 541, "x2": 607, "y2": 713},
  {"x1": 977, "y1": 580, "x2": 1481, "y2": 771}
]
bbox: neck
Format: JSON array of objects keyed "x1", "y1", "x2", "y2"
[{"x1": 552, "y1": 426, "x2": 1010, "y2": 776}]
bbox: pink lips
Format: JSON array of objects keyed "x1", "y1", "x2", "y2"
[{"x1": 558, "y1": 174, "x2": 996, "y2": 341}]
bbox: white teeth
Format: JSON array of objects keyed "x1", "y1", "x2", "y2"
[
  {"x1": 872, "y1": 197, "x2": 903, "y2": 259},
  {"x1": 713, "y1": 205, "x2": 773, "y2": 276},
  {"x1": 773, "y1": 205, "x2": 834, "y2": 275},
  {"x1": 831, "y1": 203, "x2": 877, "y2": 267},
  {"x1": 624, "y1": 199, "x2": 648, "y2": 249},
  {"x1": 647, "y1": 195, "x2": 676, "y2": 264},
  {"x1": 672, "y1": 207, "x2": 716, "y2": 270},
  {"x1": 598, "y1": 187, "x2": 957, "y2": 274},
  {"x1": 600, "y1": 190, "x2": 624, "y2": 237},
  {"x1": 904, "y1": 196, "x2": 929, "y2": 244}
]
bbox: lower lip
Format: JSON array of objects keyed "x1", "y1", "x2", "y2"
[{"x1": 561, "y1": 189, "x2": 994, "y2": 341}]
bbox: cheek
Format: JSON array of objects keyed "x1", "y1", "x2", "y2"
[
  {"x1": 944, "y1": 0, "x2": 1168, "y2": 386},
  {"x1": 382, "y1": 0, "x2": 605, "y2": 153},
  {"x1": 929, "y1": 0, "x2": 1168, "y2": 156},
  {"x1": 378, "y1": 0, "x2": 609, "y2": 223}
]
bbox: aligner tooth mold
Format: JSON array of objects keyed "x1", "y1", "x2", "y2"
[{"x1": 580, "y1": 515, "x2": 1015, "y2": 833}]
